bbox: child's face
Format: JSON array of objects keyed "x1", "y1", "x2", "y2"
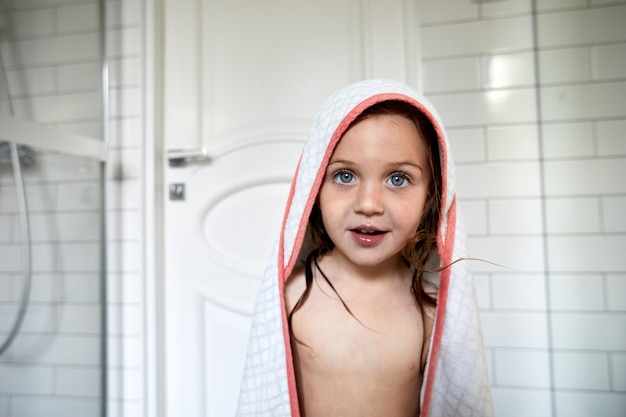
[{"x1": 319, "y1": 112, "x2": 431, "y2": 271}]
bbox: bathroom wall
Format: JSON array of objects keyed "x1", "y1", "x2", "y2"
[
  {"x1": 0, "y1": 1, "x2": 108, "y2": 416},
  {"x1": 102, "y1": 0, "x2": 144, "y2": 415},
  {"x1": 0, "y1": 0, "x2": 145, "y2": 416},
  {"x1": 418, "y1": 0, "x2": 626, "y2": 416},
  {"x1": 0, "y1": 150, "x2": 104, "y2": 417}
]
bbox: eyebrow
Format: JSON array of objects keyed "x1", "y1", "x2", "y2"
[{"x1": 328, "y1": 159, "x2": 425, "y2": 174}]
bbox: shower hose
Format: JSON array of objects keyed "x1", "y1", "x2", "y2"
[{"x1": 0, "y1": 45, "x2": 32, "y2": 357}]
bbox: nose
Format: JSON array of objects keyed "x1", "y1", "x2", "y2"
[{"x1": 354, "y1": 182, "x2": 384, "y2": 215}]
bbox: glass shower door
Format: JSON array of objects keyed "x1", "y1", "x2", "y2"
[
  {"x1": 0, "y1": 1, "x2": 108, "y2": 416},
  {"x1": 0, "y1": 144, "x2": 106, "y2": 416}
]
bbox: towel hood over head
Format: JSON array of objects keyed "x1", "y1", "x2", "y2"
[{"x1": 237, "y1": 79, "x2": 493, "y2": 417}]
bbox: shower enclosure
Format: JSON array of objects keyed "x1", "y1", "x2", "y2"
[{"x1": 0, "y1": 1, "x2": 107, "y2": 416}]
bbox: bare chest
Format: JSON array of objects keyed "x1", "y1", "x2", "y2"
[
  {"x1": 291, "y1": 285, "x2": 425, "y2": 379},
  {"x1": 289, "y1": 285, "x2": 426, "y2": 417}
]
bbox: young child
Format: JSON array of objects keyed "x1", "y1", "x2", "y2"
[{"x1": 237, "y1": 79, "x2": 493, "y2": 417}]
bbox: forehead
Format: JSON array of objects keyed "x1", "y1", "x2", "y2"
[{"x1": 332, "y1": 113, "x2": 427, "y2": 158}]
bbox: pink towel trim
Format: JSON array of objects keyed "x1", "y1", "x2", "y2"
[
  {"x1": 421, "y1": 198, "x2": 457, "y2": 416},
  {"x1": 278, "y1": 156, "x2": 302, "y2": 417}
]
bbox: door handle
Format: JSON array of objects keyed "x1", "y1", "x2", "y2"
[{"x1": 167, "y1": 147, "x2": 212, "y2": 167}]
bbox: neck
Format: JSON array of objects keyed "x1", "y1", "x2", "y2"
[{"x1": 319, "y1": 250, "x2": 410, "y2": 287}]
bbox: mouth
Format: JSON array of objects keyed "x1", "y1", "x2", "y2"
[
  {"x1": 350, "y1": 227, "x2": 386, "y2": 246},
  {"x1": 351, "y1": 227, "x2": 384, "y2": 235}
]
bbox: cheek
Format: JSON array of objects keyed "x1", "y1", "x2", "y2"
[
  {"x1": 317, "y1": 186, "x2": 331, "y2": 218},
  {"x1": 397, "y1": 192, "x2": 429, "y2": 231},
  {"x1": 405, "y1": 211, "x2": 424, "y2": 235},
  {"x1": 318, "y1": 181, "x2": 347, "y2": 211},
  {"x1": 318, "y1": 187, "x2": 338, "y2": 228}
]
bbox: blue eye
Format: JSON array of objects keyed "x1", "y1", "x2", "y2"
[
  {"x1": 387, "y1": 173, "x2": 408, "y2": 187},
  {"x1": 334, "y1": 170, "x2": 355, "y2": 184}
]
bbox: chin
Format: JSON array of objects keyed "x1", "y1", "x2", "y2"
[{"x1": 345, "y1": 252, "x2": 404, "y2": 270}]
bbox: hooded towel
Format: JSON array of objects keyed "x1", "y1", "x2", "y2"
[{"x1": 237, "y1": 79, "x2": 493, "y2": 417}]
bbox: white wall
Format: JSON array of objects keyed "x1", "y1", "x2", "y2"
[
  {"x1": 0, "y1": 1, "x2": 107, "y2": 417},
  {"x1": 0, "y1": 0, "x2": 144, "y2": 416},
  {"x1": 418, "y1": 0, "x2": 626, "y2": 416},
  {"x1": 104, "y1": 0, "x2": 144, "y2": 415}
]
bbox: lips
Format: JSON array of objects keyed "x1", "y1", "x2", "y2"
[{"x1": 350, "y1": 226, "x2": 386, "y2": 246}]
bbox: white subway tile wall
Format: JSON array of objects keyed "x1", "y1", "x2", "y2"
[
  {"x1": 104, "y1": 0, "x2": 144, "y2": 415},
  {"x1": 0, "y1": 0, "x2": 142, "y2": 415},
  {"x1": 615, "y1": 352, "x2": 626, "y2": 391},
  {"x1": 419, "y1": 1, "x2": 626, "y2": 417},
  {"x1": 554, "y1": 392, "x2": 626, "y2": 417},
  {"x1": 492, "y1": 387, "x2": 553, "y2": 417},
  {"x1": 494, "y1": 350, "x2": 552, "y2": 388}
]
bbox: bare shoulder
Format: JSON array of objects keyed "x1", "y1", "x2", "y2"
[{"x1": 284, "y1": 264, "x2": 307, "y2": 312}]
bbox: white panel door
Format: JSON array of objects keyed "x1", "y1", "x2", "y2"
[{"x1": 162, "y1": 1, "x2": 419, "y2": 416}]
